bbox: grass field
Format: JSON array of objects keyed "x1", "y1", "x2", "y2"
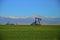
[{"x1": 0, "y1": 25, "x2": 60, "y2": 40}]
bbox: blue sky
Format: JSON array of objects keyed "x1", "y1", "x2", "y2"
[{"x1": 0, "y1": 0, "x2": 60, "y2": 17}]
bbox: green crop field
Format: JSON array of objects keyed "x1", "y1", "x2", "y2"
[{"x1": 0, "y1": 25, "x2": 60, "y2": 40}]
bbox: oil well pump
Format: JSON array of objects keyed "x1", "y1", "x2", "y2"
[{"x1": 31, "y1": 17, "x2": 42, "y2": 25}]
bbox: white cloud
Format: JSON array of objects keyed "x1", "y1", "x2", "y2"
[
  {"x1": 30, "y1": 14, "x2": 57, "y2": 18},
  {"x1": 42, "y1": 16, "x2": 57, "y2": 18},
  {"x1": 8, "y1": 16, "x2": 19, "y2": 18},
  {"x1": 0, "y1": 16, "x2": 20, "y2": 19},
  {"x1": 31, "y1": 14, "x2": 41, "y2": 18},
  {"x1": 20, "y1": 16, "x2": 29, "y2": 19},
  {"x1": 0, "y1": 14, "x2": 58, "y2": 19},
  {"x1": 1, "y1": 15, "x2": 29, "y2": 19}
]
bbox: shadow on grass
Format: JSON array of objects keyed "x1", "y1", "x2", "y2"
[
  {"x1": 57, "y1": 31, "x2": 60, "y2": 40},
  {"x1": 0, "y1": 33, "x2": 3, "y2": 40}
]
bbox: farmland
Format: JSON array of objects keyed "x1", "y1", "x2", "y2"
[{"x1": 0, "y1": 25, "x2": 60, "y2": 40}]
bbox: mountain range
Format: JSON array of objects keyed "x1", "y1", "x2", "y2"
[{"x1": 0, "y1": 15, "x2": 60, "y2": 24}]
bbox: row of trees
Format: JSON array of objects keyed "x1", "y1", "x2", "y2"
[{"x1": 31, "y1": 17, "x2": 42, "y2": 25}]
